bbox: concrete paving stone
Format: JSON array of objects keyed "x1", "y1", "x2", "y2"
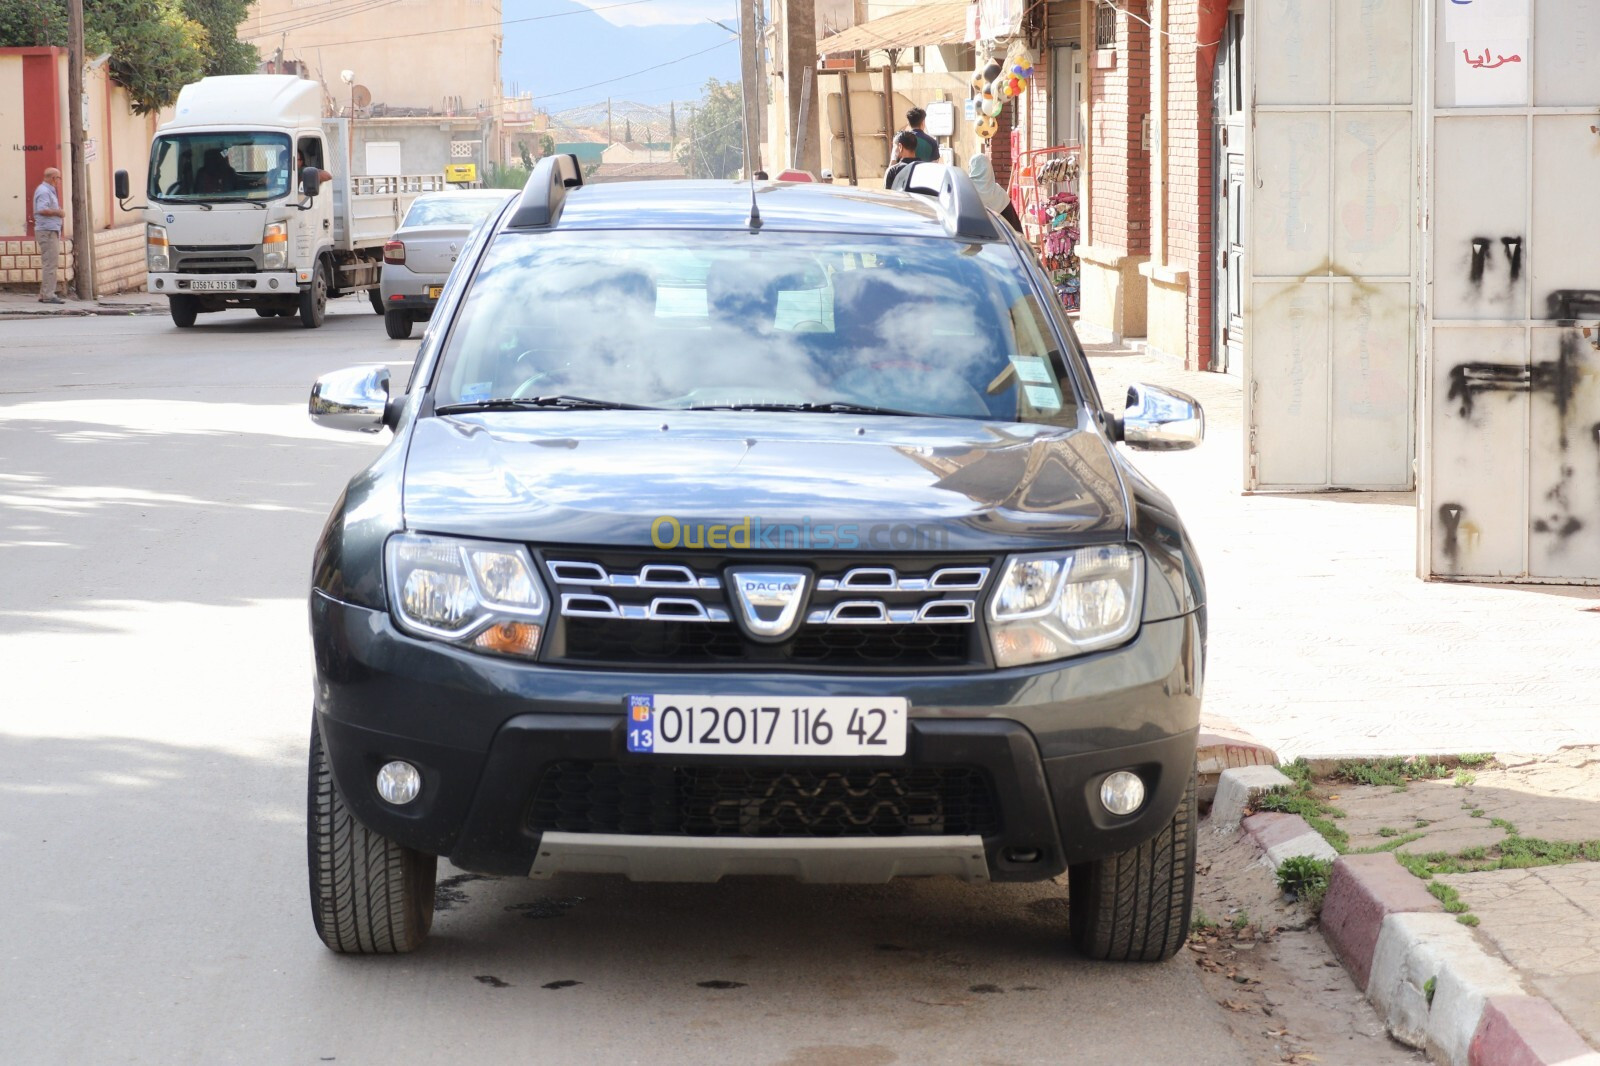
[
  {"x1": 1394, "y1": 827, "x2": 1512, "y2": 855},
  {"x1": 1469, "y1": 995, "x2": 1600, "y2": 1066},
  {"x1": 1528, "y1": 975, "x2": 1600, "y2": 1052}
]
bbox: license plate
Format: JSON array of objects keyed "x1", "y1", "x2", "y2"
[
  {"x1": 189, "y1": 280, "x2": 235, "y2": 291},
  {"x1": 625, "y1": 695, "x2": 908, "y2": 757},
  {"x1": 427, "y1": 285, "x2": 442, "y2": 299}
]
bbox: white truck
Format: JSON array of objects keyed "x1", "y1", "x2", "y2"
[{"x1": 115, "y1": 75, "x2": 444, "y2": 328}]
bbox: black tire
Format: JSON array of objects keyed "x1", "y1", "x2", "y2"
[
  {"x1": 277, "y1": 307, "x2": 297, "y2": 318},
  {"x1": 254, "y1": 307, "x2": 275, "y2": 318},
  {"x1": 1068, "y1": 767, "x2": 1196, "y2": 962},
  {"x1": 299, "y1": 259, "x2": 328, "y2": 328},
  {"x1": 384, "y1": 309, "x2": 413, "y2": 340},
  {"x1": 307, "y1": 718, "x2": 436, "y2": 954},
  {"x1": 368, "y1": 287, "x2": 385, "y2": 314},
  {"x1": 169, "y1": 294, "x2": 198, "y2": 328}
]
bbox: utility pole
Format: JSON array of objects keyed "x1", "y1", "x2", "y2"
[
  {"x1": 606, "y1": 97, "x2": 613, "y2": 144},
  {"x1": 784, "y1": 0, "x2": 821, "y2": 175},
  {"x1": 67, "y1": 0, "x2": 94, "y2": 300},
  {"x1": 737, "y1": 0, "x2": 761, "y2": 175}
]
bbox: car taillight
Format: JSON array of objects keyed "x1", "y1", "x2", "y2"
[{"x1": 384, "y1": 240, "x2": 406, "y2": 265}]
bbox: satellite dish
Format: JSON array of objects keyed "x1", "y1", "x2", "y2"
[{"x1": 352, "y1": 84, "x2": 372, "y2": 109}]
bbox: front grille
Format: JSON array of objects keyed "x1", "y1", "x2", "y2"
[
  {"x1": 528, "y1": 761, "x2": 1001, "y2": 838},
  {"x1": 540, "y1": 551, "x2": 994, "y2": 671},
  {"x1": 172, "y1": 245, "x2": 260, "y2": 274},
  {"x1": 175, "y1": 257, "x2": 258, "y2": 274}
]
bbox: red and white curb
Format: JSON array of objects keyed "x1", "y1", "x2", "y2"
[{"x1": 1214, "y1": 767, "x2": 1600, "y2": 1065}]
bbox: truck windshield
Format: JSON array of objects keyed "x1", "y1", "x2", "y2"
[
  {"x1": 149, "y1": 132, "x2": 293, "y2": 202},
  {"x1": 433, "y1": 231, "x2": 1084, "y2": 425}
]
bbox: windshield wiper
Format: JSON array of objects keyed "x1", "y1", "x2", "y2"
[
  {"x1": 686, "y1": 401, "x2": 956, "y2": 418},
  {"x1": 435, "y1": 395, "x2": 660, "y2": 414},
  {"x1": 205, "y1": 197, "x2": 269, "y2": 210}
]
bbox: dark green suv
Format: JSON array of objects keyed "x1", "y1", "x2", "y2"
[{"x1": 306, "y1": 156, "x2": 1207, "y2": 960}]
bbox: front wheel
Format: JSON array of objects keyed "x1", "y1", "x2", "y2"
[
  {"x1": 307, "y1": 718, "x2": 436, "y2": 953},
  {"x1": 298, "y1": 260, "x2": 328, "y2": 328},
  {"x1": 169, "y1": 294, "x2": 198, "y2": 328},
  {"x1": 1068, "y1": 767, "x2": 1196, "y2": 962},
  {"x1": 384, "y1": 309, "x2": 413, "y2": 340}
]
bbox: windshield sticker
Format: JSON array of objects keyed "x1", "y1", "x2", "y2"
[
  {"x1": 1025, "y1": 384, "x2": 1062, "y2": 412},
  {"x1": 1010, "y1": 355, "x2": 1054, "y2": 385},
  {"x1": 461, "y1": 381, "x2": 493, "y2": 403}
]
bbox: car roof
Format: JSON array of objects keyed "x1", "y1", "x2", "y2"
[{"x1": 517, "y1": 179, "x2": 954, "y2": 238}]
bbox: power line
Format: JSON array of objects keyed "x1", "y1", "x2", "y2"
[
  {"x1": 245, "y1": 0, "x2": 405, "y2": 38},
  {"x1": 537, "y1": 39, "x2": 737, "y2": 101}
]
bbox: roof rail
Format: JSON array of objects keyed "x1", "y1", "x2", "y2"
[
  {"x1": 507, "y1": 153, "x2": 583, "y2": 229},
  {"x1": 892, "y1": 162, "x2": 1000, "y2": 242}
]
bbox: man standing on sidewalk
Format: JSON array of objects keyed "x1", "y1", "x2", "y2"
[{"x1": 32, "y1": 167, "x2": 66, "y2": 304}]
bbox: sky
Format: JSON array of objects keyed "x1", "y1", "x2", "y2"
[{"x1": 502, "y1": 0, "x2": 745, "y2": 108}]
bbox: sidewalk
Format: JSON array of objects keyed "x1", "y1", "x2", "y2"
[
  {"x1": 0, "y1": 289, "x2": 165, "y2": 317},
  {"x1": 1084, "y1": 334, "x2": 1600, "y2": 1062},
  {"x1": 1081, "y1": 337, "x2": 1600, "y2": 761}
]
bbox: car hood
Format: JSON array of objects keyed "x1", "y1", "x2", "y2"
[{"x1": 401, "y1": 411, "x2": 1129, "y2": 550}]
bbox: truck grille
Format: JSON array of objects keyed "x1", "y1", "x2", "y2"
[
  {"x1": 528, "y1": 761, "x2": 1001, "y2": 838},
  {"x1": 172, "y1": 244, "x2": 259, "y2": 274},
  {"x1": 539, "y1": 551, "x2": 993, "y2": 671}
]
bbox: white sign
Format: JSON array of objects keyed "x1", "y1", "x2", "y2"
[
  {"x1": 1444, "y1": 0, "x2": 1529, "y2": 43},
  {"x1": 924, "y1": 100, "x2": 955, "y2": 137},
  {"x1": 1453, "y1": 40, "x2": 1528, "y2": 105}
]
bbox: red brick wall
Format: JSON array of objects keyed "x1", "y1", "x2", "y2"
[
  {"x1": 1089, "y1": 0, "x2": 1150, "y2": 256},
  {"x1": 1162, "y1": 0, "x2": 1230, "y2": 370}
]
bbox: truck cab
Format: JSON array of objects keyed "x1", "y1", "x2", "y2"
[{"x1": 118, "y1": 75, "x2": 441, "y2": 329}]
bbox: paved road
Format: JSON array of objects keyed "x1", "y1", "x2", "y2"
[{"x1": 2, "y1": 304, "x2": 1254, "y2": 1065}]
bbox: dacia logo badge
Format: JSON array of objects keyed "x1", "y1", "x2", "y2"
[{"x1": 726, "y1": 567, "x2": 810, "y2": 642}]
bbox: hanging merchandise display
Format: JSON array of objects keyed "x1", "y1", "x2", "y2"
[{"x1": 1013, "y1": 146, "x2": 1080, "y2": 313}]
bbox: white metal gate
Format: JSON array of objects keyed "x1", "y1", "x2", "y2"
[
  {"x1": 1244, "y1": 0, "x2": 1419, "y2": 491},
  {"x1": 1421, "y1": 0, "x2": 1600, "y2": 582}
]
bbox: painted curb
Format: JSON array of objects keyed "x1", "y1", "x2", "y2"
[
  {"x1": 1469, "y1": 995, "x2": 1600, "y2": 1066},
  {"x1": 1321, "y1": 853, "x2": 1443, "y2": 990},
  {"x1": 1210, "y1": 764, "x2": 1292, "y2": 830},
  {"x1": 1227, "y1": 807, "x2": 1600, "y2": 1064},
  {"x1": 1195, "y1": 715, "x2": 1279, "y2": 805}
]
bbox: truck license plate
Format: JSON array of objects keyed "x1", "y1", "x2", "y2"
[
  {"x1": 189, "y1": 280, "x2": 236, "y2": 291},
  {"x1": 625, "y1": 695, "x2": 907, "y2": 756}
]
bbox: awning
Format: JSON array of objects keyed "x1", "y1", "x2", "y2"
[{"x1": 817, "y1": 3, "x2": 969, "y2": 55}]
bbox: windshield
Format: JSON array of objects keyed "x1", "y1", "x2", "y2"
[
  {"x1": 432, "y1": 231, "x2": 1081, "y2": 423},
  {"x1": 403, "y1": 195, "x2": 510, "y2": 228},
  {"x1": 149, "y1": 132, "x2": 293, "y2": 201}
]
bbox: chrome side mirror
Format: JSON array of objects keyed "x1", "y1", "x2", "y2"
[
  {"x1": 1120, "y1": 383, "x2": 1204, "y2": 451},
  {"x1": 310, "y1": 365, "x2": 391, "y2": 432}
]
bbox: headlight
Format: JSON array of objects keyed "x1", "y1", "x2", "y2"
[
  {"x1": 262, "y1": 222, "x2": 288, "y2": 270},
  {"x1": 146, "y1": 224, "x2": 169, "y2": 272},
  {"x1": 384, "y1": 533, "x2": 548, "y2": 658},
  {"x1": 987, "y1": 545, "x2": 1143, "y2": 667}
]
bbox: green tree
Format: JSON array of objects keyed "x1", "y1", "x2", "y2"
[
  {"x1": 0, "y1": 0, "x2": 255, "y2": 115},
  {"x1": 538, "y1": 133, "x2": 556, "y2": 159},
  {"x1": 678, "y1": 79, "x2": 743, "y2": 180}
]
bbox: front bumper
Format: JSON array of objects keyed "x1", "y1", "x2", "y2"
[
  {"x1": 148, "y1": 271, "x2": 300, "y2": 296},
  {"x1": 311, "y1": 591, "x2": 1203, "y2": 882}
]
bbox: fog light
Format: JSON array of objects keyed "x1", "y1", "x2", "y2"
[
  {"x1": 155, "y1": 279, "x2": 164, "y2": 289},
  {"x1": 269, "y1": 278, "x2": 279, "y2": 289},
  {"x1": 1100, "y1": 771, "x2": 1146, "y2": 816},
  {"x1": 376, "y1": 761, "x2": 422, "y2": 805}
]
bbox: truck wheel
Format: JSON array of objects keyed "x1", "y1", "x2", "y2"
[
  {"x1": 254, "y1": 308, "x2": 275, "y2": 318},
  {"x1": 299, "y1": 260, "x2": 328, "y2": 329},
  {"x1": 169, "y1": 295, "x2": 198, "y2": 328},
  {"x1": 307, "y1": 718, "x2": 436, "y2": 954},
  {"x1": 384, "y1": 309, "x2": 413, "y2": 340},
  {"x1": 1068, "y1": 767, "x2": 1196, "y2": 962},
  {"x1": 369, "y1": 287, "x2": 385, "y2": 314}
]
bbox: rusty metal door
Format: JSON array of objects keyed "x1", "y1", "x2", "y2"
[
  {"x1": 1421, "y1": 0, "x2": 1600, "y2": 582},
  {"x1": 1244, "y1": 0, "x2": 1420, "y2": 491}
]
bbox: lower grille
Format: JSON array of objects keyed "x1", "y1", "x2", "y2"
[
  {"x1": 528, "y1": 761, "x2": 1001, "y2": 838},
  {"x1": 175, "y1": 257, "x2": 258, "y2": 274}
]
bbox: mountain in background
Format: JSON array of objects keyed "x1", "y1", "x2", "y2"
[{"x1": 502, "y1": 0, "x2": 742, "y2": 110}]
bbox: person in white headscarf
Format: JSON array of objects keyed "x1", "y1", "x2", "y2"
[{"x1": 967, "y1": 153, "x2": 1023, "y2": 234}]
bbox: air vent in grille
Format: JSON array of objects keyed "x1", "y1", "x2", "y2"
[
  {"x1": 539, "y1": 552, "x2": 994, "y2": 670},
  {"x1": 528, "y1": 761, "x2": 1001, "y2": 838}
]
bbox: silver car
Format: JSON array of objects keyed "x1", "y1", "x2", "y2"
[{"x1": 380, "y1": 189, "x2": 515, "y2": 339}]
